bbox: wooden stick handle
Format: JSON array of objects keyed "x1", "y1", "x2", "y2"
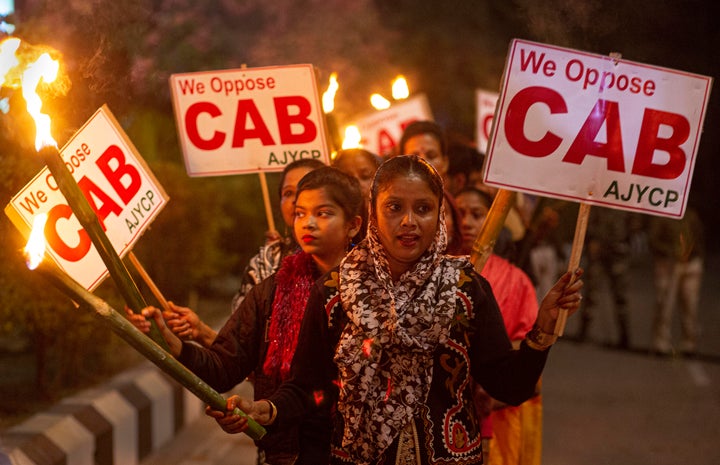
[
  {"x1": 258, "y1": 171, "x2": 276, "y2": 233},
  {"x1": 127, "y1": 252, "x2": 170, "y2": 311},
  {"x1": 554, "y1": 202, "x2": 591, "y2": 336},
  {"x1": 470, "y1": 189, "x2": 516, "y2": 273}
]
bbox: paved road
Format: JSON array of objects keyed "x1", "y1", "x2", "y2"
[
  {"x1": 142, "y1": 253, "x2": 720, "y2": 465},
  {"x1": 139, "y1": 381, "x2": 258, "y2": 465}
]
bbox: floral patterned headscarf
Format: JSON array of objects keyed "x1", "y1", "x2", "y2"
[{"x1": 335, "y1": 156, "x2": 470, "y2": 463}]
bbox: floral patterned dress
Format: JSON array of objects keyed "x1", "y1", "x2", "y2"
[{"x1": 270, "y1": 262, "x2": 549, "y2": 465}]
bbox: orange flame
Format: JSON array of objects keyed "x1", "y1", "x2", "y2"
[
  {"x1": 370, "y1": 93, "x2": 390, "y2": 110},
  {"x1": 322, "y1": 72, "x2": 339, "y2": 114},
  {"x1": 0, "y1": 38, "x2": 21, "y2": 87},
  {"x1": 21, "y1": 53, "x2": 59, "y2": 150},
  {"x1": 24, "y1": 213, "x2": 48, "y2": 270},
  {"x1": 341, "y1": 125, "x2": 362, "y2": 149},
  {"x1": 0, "y1": 37, "x2": 67, "y2": 150},
  {"x1": 392, "y1": 75, "x2": 409, "y2": 100}
]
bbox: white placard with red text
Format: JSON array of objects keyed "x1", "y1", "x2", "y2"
[
  {"x1": 170, "y1": 64, "x2": 330, "y2": 176},
  {"x1": 5, "y1": 105, "x2": 169, "y2": 290},
  {"x1": 352, "y1": 93, "x2": 433, "y2": 158},
  {"x1": 484, "y1": 39, "x2": 713, "y2": 218},
  {"x1": 475, "y1": 89, "x2": 499, "y2": 154}
]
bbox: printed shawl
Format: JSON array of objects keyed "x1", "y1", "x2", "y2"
[
  {"x1": 263, "y1": 251, "x2": 317, "y2": 381},
  {"x1": 335, "y1": 205, "x2": 470, "y2": 464}
]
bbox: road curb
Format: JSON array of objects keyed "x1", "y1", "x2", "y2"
[{"x1": 0, "y1": 361, "x2": 203, "y2": 465}]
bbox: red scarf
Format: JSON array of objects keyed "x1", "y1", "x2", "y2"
[{"x1": 263, "y1": 251, "x2": 317, "y2": 381}]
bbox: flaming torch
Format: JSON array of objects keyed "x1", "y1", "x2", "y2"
[
  {"x1": 391, "y1": 75, "x2": 409, "y2": 100},
  {"x1": 341, "y1": 125, "x2": 362, "y2": 149},
  {"x1": 13, "y1": 40, "x2": 167, "y2": 348},
  {"x1": 23, "y1": 221, "x2": 266, "y2": 440},
  {"x1": 370, "y1": 93, "x2": 391, "y2": 110},
  {"x1": 322, "y1": 72, "x2": 341, "y2": 152}
]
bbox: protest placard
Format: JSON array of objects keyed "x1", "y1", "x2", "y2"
[
  {"x1": 476, "y1": 89, "x2": 499, "y2": 154},
  {"x1": 170, "y1": 64, "x2": 330, "y2": 176},
  {"x1": 484, "y1": 39, "x2": 713, "y2": 218},
  {"x1": 351, "y1": 93, "x2": 433, "y2": 157},
  {"x1": 5, "y1": 105, "x2": 169, "y2": 290}
]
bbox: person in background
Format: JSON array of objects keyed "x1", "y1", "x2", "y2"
[
  {"x1": 398, "y1": 120, "x2": 463, "y2": 254},
  {"x1": 445, "y1": 142, "x2": 486, "y2": 197},
  {"x1": 514, "y1": 198, "x2": 569, "y2": 303},
  {"x1": 235, "y1": 158, "x2": 328, "y2": 306},
  {"x1": 127, "y1": 167, "x2": 363, "y2": 464},
  {"x1": 445, "y1": 141, "x2": 532, "y2": 261},
  {"x1": 398, "y1": 120, "x2": 450, "y2": 185},
  {"x1": 331, "y1": 148, "x2": 381, "y2": 242},
  {"x1": 576, "y1": 208, "x2": 632, "y2": 349},
  {"x1": 648, "y1": 207, "x2": 705, "y2": 357},
  {"x1": 216, "y1": 155, "x2": 583, "y2": 465},
  {"x1": 163, "y1": 158, "x2": 326, "y2": 347},
  {"x1": 456, "y1": 187, "x2": 543, "y2": 465}
]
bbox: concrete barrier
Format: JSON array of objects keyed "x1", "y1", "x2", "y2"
[{"x1": 0, "y1": 362, "x2": 203, "y2": 465}]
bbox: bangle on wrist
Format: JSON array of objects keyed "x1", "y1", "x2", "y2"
[
  {"x1": 525, "y1": 324, "x2": 557, "y2": 351},
  {"x1": 262, "y1": 399, "x2": 277, "y2": 425}
]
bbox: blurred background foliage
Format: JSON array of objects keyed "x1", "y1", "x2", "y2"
[{"x1": 0, "y1": 0, "x2": 718, "y2": 421}]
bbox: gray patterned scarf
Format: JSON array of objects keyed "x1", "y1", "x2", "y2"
[{"x1": 335, "y1": 203, "x2": 469, "y2": 463}]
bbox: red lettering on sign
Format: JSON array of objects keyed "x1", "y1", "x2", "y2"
[
  {"x1": 563, "y1": 99, "x2": 625, "y2": 172},
  {"x1": 46, "y1": 203, "x2": 92, "y2": 262},
  {"x1": 186, "y1": 102, "x2": 226, "y2": 150},
  {"x1": 519, "y1": 49, "x2": 556, "y2": 76},
  {"x1": 232, "y1": 99, "x2": 275, "y2": 147},
  {"x1": 185, "y1": 95, "x2": 321, "y2": 150},
  {"x1": 482, "y1": 114, "x2": 494, "y2": 140},
  {"x1": 632, "y1": 109, "x2": 690, "y2": 179},
  {"x1": 377, "y1": 129, "x2": 396, "y2": 156},
  {"x1": 178, "y1": 78, "x2": 205, "y2": 95},
  {"x1": 77, "y1": 176, "x2": 123, "y2": 231},
  {"x1": 274, "y1": 96, "x2": 317, "y2": 144},
  {"x1": 96, "y1": 145, "x2": 142, "y2": 204},
  {"x1": 505, "y1": 86, "x2": 567, "y2": 157},
  {"x1": 504, "y1": 85, "x2": 691, "y2": 181}
]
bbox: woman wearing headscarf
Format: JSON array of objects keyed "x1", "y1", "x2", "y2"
[{"x1": 214, "y1": 155, "x2": 584, "y2": 465}]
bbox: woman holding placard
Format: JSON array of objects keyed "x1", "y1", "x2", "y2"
[
  {"x1": 128, "y1": 167, "x2": 362, "y2": 464},
  {"x1": 218, "y1": 155, "x2": 583, "y2": 464}
]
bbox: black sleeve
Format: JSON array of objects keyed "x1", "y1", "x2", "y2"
[
  {"x1": 177, "y1": 277, "x2": 273, "y2": 393},
  {"x1": 469, "y1": 271, "x2": 549, "y2": 406},
  {"x1": 269, "y1": 280, "x2": 338, "y2": 429}
]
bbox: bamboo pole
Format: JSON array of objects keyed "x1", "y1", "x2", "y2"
[
  {"x1": 258, "y1": 171, "x2": 276, "y2": 234},
  {"x1": 33, "y1": 257, "x2": 266, "y2": 440},
  {"x1": 40, "y1": 146, "x2": 168, "y2": 350},
  {"x1": 127, "y1": 252, "x2": 170, "y2": 311},
  {"x1": 470, "y1": 189, "x2": 517, "y2": 272},
  {"x1": 553, "y1": 202, "x2": 591, "y2": 336}
]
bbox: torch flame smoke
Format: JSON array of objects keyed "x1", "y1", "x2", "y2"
[{"x1": 24, "y1": 213, "x2": 48, "y2": 270}]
